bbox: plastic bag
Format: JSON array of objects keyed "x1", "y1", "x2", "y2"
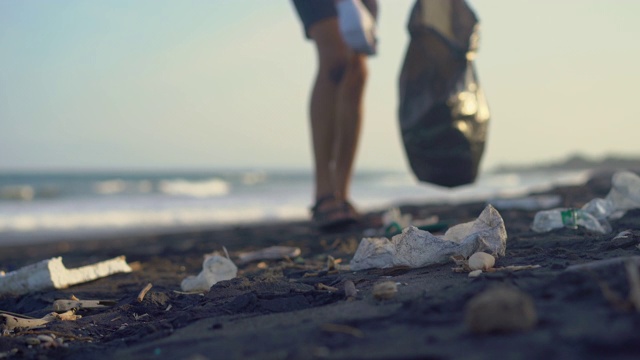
[
  {"x1": 398, "y1": 0, "x2": 490, "y2": 187},
  {"x1": 350, "y1": 205, "x2": 506, "y2": 271}
]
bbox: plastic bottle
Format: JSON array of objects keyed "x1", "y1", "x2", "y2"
[
  {"x1": 532, "y1": 171, "x2": 640, "y2": 234},
  {"x1": 531, "y1": 208, "x2": 610, "y2": 234},
  {"x1": 581, "y1": 171, "x2": 640, "y2": 221},
  {"x1": 606, "y1": 171, "x2": 640, "y2": 211}
]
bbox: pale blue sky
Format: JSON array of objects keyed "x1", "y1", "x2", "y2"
[{"x1": 1, "y1": 1, "x2": 639, "y2": 172}]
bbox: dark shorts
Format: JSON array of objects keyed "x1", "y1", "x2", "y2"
[{"x1": 292, "y1": 0, "x2": 378, "y2": 39}]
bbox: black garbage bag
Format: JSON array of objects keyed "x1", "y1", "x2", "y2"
[{"x1": 398, "y1": 0, "x2": 490, "y2": 187}]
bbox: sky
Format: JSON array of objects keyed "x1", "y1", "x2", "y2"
[{"x1": 1, "y1": 0, "x2": 639, "y2": 173}]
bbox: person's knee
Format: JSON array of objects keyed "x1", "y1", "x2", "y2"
[
  {"x1": 345, "y1": 54, "x2": 368, "y2": 85},
  {"x1": 319, "y1": 56, "x2": 349, "y2": 84},
  {"x1": 342, "y1": 55, "x2": 367, "y2": 89}
]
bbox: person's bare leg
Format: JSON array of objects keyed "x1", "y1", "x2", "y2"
[
  {"x1": 308, "y1": 19, "x2": 350, "y2": 205},
  {"x1": 333, "y1": 53, "x2": 367, "y2": 203}
]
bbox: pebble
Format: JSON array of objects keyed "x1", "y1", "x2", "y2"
[{"x1": 465, "y1": 286, "x2": 537, "y2": 334}]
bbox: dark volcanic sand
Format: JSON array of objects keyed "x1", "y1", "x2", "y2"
[{"x1": 2, "y1": 170, "x2": 640, "y2": 360}]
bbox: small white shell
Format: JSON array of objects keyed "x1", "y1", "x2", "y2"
[
  {"x1": 468, "y1": 270, "x2": 483, "y2": 278},
  {"x1": 372, "y1": 281, "x2": 398, "y2": 300},
  {"x1": 468, "y1": 252, "x2": 495, "y2": 271}
]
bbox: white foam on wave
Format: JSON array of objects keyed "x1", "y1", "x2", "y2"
[
  {"x1": 0, "y1": 168, "x2": 596, "y2": 244},
  {"x1": 159, "y1": 178, "x2": 230, "y2": 198},
  {"x1": 93, "y1": 180, "x2": 128, "y2": 195},
  {"x1": 0, "y1": 206, "x2": 271, "y2": 233}
]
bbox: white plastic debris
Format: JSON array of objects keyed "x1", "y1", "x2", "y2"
[
  {"x1": 0, "y1": 256, "x2": 132, "y2": 296},
  {"x1": 181, "y1": 249, "x2": 237, "y2": 292},
  {"x1": 350, "y1": 205, "x2": 507, "y2": 270}
]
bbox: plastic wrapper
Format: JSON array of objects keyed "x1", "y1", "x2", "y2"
[{"x1": 350, "y1": 205, "x2": 506, "y2": 270}]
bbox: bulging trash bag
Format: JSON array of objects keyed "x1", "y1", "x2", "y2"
[{"x1": 398, "y1": 0, "x2": 490, "y2": 187}]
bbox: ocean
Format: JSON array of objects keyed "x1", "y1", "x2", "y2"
[{"x1": 0, "y1": 168, "x2": 593, "y2": 245}]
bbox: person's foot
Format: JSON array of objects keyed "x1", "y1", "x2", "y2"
[{"x1": 311, "y1": 195, "x2": 359, "y2": 230}]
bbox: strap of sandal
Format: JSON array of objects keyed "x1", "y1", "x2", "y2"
[{"x1": 311, "y1": 194, "x2": 337, "y2": 214}]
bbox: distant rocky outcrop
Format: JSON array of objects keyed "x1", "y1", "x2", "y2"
[{"x1": 490, "y1": 154, "x2": 640, "y2": 174}]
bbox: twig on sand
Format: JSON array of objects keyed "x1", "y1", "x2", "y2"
[
  {"x1": 137, "y1": 283, "x2": 153, "y2": 302},
  {"x1": 320, "y1": 323, "x2": 364, "y2": 338},
  {"x1": 53, "y1": 298, "x2": 116, "y2": 312},
  {"x1": 316, "y1": 283, "x2": 339, "y2": 292},
  {"x1": 1, "y1": 310, "x2": 80, "y2": 331}
]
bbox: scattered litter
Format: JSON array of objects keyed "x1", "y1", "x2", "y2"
[
  {"x1": 1, "y1": 310, "x2": 80, "y2": 331},
  {"x1": 350, "y1": 205, "x2": 506, "y2": 270},
  {"x1": 468, "y1": 252, "x2": 496, "y2": 271},
  {"x1": 489, "y1": 195, "x2": 561, "y2": 211},
  {"x1": 165, "y1": 305, "x2": 172, "y2": 312},
  {"x1": 380, "y1": 208, "x2": 445, "y2": 236},
  {"x1": 53, "y1": 298, "x2": 116, "y2": 312},
  {"x1": 137, "y1": 283, "x2": 153, "y2": 302},
  {"x1": 372, "y1": 281, "x2": 398, "y2": 300},
  {"x1": 613, "y1": 230, "x2": 633, "y2": 241},
  {"x1": 533, "y1": 171, "x2": 640, "y2": 234},
  {"x1": 465, "y1": 286, "x2": 537, "y2": 334},
  {"x1": 237, "y1": 246, "x2": 301, "y2": 264},
  {"x1": 132, "y1": 313, "x2": 149, "y2": 321},
  {"x1": 181, "y1": 247, "x2": 237, "y2": 292},
  {"x1": 0, "y1": 256, "x2": 132, "y2": 296}
]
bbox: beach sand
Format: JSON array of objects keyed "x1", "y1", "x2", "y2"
[{"x1": 1, "y1": 169, "x2": 640, "y2": 359}]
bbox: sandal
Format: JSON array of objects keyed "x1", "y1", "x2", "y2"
[
  {"x1": 342, "y1": 199, "x2": 360, "y2": 220},
  {"x1": 311, "y1": 195, "x2": 359, "y2": 230}
]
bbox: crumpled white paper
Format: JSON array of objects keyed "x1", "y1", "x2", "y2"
[
  {"x1": 350, "y1": 205, "x2": 507, "y2": 271},
  {"x1": 181, "y1": 251, "x2": 237, "y2": 292}
]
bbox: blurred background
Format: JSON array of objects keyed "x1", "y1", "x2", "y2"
[{"x1": 1, "y1": 0, "x2": 638, "y2": 243}]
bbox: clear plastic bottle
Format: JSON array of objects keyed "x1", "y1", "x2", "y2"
[
  {"x1": 532, "y1": 171, "x2": 640, "y2": 234},
  {"x1": 531, "y1": 208, "x2": 610, "y2": 234},
  {"x1": 606, "y1": 171, "x2": 640, "y2": 212},
  {"x1": 532, "y1": 208, "x2": 576, "y2": 232}
]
